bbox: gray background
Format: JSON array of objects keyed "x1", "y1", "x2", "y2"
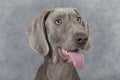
[{"x1": 0, "y1": 0, "x2": 120, "y2": 80}]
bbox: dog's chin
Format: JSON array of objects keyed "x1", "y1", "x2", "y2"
[{"x1": 57, "y1": 47, "x2": 85, "y2": 69}]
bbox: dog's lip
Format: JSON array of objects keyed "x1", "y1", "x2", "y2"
[
  {"x1": 67, "y1": 49, "x2": 80, "y2": 53},
  {"x1": 58, "y1": 47, "x2": 82, "y2": 53}
]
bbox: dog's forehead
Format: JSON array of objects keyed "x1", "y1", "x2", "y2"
[
  {"x1": 52, "y1": 8, "x2": 76, "y2": 15},
  {"x1": 55, "y1": 8, "x2": 74, "y2": 12}
]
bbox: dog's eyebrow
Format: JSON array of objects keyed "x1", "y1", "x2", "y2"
[{"x1": 53, "y1": 13, "x2": 66, "y2": 19}]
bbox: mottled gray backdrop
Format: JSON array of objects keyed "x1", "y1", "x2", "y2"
[{"x1": 0, "y1": 0, "x2": 120, "y2": 80}]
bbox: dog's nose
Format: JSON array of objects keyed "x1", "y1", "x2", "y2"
[{"x1": 74, "y1": 33, "x2": 88, "y2": 44}]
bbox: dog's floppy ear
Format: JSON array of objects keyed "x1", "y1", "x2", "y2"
[
  {"x1": 83, "y1": 21, "x2": 91, "y2": 51},
  {"x1": 84, "y1": 41, "x2": 91, "y2": 51},
  {"x1": 27, "y1": 11, "x2": 50, "y2": 56}
]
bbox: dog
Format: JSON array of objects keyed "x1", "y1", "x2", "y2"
[{"x1": 27, "y1": 7, "x2": 91, "y2": 80}]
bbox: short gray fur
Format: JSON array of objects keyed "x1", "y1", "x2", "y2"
[{"x1": 0, "y1": 0, "x2": 120, "y2": 80}]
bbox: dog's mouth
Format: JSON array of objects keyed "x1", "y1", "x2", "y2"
[{"x1": 58, "y1": 48, "x2": 85, "y2": 69}]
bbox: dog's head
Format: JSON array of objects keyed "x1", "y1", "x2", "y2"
[{"x1": 27, "y1": 8, "x2": 91, "y2": 68}]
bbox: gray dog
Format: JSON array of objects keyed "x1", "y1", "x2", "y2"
[{"x1": 27, "y1": 7, "x2": 91, "y2": 80}]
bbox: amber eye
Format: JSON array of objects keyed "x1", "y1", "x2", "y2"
[
  {"x1": 55, "y1": 19, "x2": 62, "y2": 25},
  {"x1": 77, "y1": 17, "x2": 81, "y2": 23}
]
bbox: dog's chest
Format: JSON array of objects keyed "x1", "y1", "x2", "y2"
[{"x1": 46, "y1": 62, "x2": 76, "y2": 80}]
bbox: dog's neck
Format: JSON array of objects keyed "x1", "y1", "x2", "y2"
[{"x1": 43, "y1": 52, "x2": 80, "y2": 80}]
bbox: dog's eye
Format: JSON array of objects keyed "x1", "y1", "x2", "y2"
[
  {"x1": 55, "y1": 19, "x2": 62, "y2": 25},
  {"x1": 77, "y1": 17, "x2": 81, "y2": 23}
]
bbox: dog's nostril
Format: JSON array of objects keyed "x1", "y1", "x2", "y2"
[
  {"x1": 84, "y1": 38, "x2": 88, "y2": 41},
  {"x1": 77, "y1": 38, "x2": 82, "y2": 42},
  {"x1": 77, "y1": 38, "x2": 87, "y2": 43}
]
